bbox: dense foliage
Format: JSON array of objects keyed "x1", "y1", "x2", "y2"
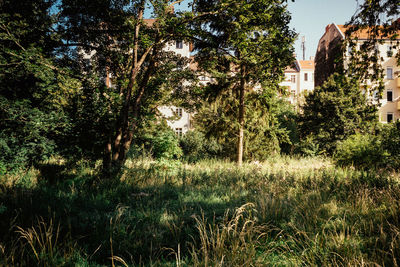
[
  {"x1": 192, "y1": 0, "x2": 296, "y2": 164},
  {"x1": 299, "y1": 73, "x2": 378, "y2": 154},
  {"x1": 334, "y1": 121, "x2": 400, "y2": 170},
  {"x1": 194, "y1": 89, "x2": 296, "y2": 161},
  {"x1": 0, "y1": 0, "x2": 80, "y2": 171}
]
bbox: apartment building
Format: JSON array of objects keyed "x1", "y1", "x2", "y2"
[
  {"x1": 157, "y1": 38, "x2": 193, "y2": 136},
  {"x1": 315, "y1": 23, "x2": 400, "y2": 122},
  {"x1": 281, "y1": 58, "x2": 315, "y2": 104}
]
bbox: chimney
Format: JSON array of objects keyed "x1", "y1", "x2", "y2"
[{"x1": 310, "y1": 56, "x2": 315, "y2": 61}]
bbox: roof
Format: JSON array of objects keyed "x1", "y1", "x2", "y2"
[
  {"x1": 299, "y1": 60, "x2": 314, "y2": 70},
  {"x1": 336, "y1": 24, "x2": 400, "y2": 40},
  {"x1": 285, "y1": 61, "x2": 299, "y2": 72}
]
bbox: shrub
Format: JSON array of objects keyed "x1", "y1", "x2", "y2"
[
  {"x1": 300, "y1": 73, "x2": 378, "y2": 154},
  {"x1": 334, "y1": 133, "x2": 389, "y2": 169},
  {"x1": 129, "y1": 119, "x2": 182, "y2": 160},
  {"x1": 152, "y1": 131, "x2": 182, "y2": 160},
  {"x1": 294, "y1": 135, "x2": 320, "y2": 157},
  {"x1": 179, "y1": 131, "x2": 222, "y2": 162},
  {"x1": 380, "y1": 121, "x2": 400, "y2": 169}
]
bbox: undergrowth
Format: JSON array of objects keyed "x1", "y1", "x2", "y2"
[{"x1": 0, "y1": 155, "x2": 399, "y2": 266}]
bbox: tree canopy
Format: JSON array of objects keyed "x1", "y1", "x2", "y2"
[{"x1": 192, "y1": 0, "x2": 296, "y2": 164}]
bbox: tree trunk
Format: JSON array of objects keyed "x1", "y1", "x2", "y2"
[
  {"x1": 102, "y1": 137, "x2": 113, "y2": 177},
  {"x1": 237, "y1": 65, "x2": 246, "y2": 166}
]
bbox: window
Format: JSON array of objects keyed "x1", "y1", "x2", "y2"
[
  {"x1": 387, "y1": 113, "x2": 394, "y2": 123},
  {"x1": 387, "y1": 90, "x2": 393, "y2": 102},
  {"x1": 291, "y1": 89, "x2": 296, "y2": 96},
  {"x1": 175, "y1": 128, "x2": 183, "y2": 137},
  {"x1": 200, "y1": 76, "x2": 207, "y2": 81},
  {"x1": 291, "y1": 75, "x2": 296, "y2": 83},
  {"x1": 387, "y1": 67, "x2": 393, "y2": 80},
  {"x1": 304, "y1": 73, "x2": 308, "y2": 81},
  {"x1": 176, "y1": 108, "x2": 183, "y2": 117},
  {"x1": 176, "y1": 40, "x2": 183, "y2": 49}
]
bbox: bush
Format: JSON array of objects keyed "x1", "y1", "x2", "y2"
[
  {"x1": 300, "y1": 73, "x2": 378, "y2": 154},
  {"x1": 152, "y1": 131, "x2": 182, "y2": 160},
  {"x1": 294, "y1": 135, "x2": 320, "y2": 157},
  {"x1": 129, "y1": 119, "x2": 182, "y2": 160},
  {"x1": 0, "y1": 97, "x2": 64, "y2": 172},
  {"x1": 380, "y1": 121, "x2": 400, "y2": 169},
  {"x1": 334, "y1": 133, "x2": 389, "y2": 169},
  {"x1": 179, "y1": 131, "x2": 222, "y2": 162}
]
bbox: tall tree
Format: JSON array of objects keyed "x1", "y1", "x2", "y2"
[
  {"x1": 192, "y1": 0, "x2": 295, "y2": 165},
  {"x1": 59, "y1": 0, "x2": 197, "y2": 174}
]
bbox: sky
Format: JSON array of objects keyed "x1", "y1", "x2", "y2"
[
  {"x1": 287, "y1": 0, "x2": 361, "y2": 60},
  {"x1": 154, "y1": 0, "x2": 363, "y2": 61}
]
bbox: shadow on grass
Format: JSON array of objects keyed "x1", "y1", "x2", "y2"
[
  {"x1": 1, "y1": 160, "x2": 400, "y2": 266},
  {"x1": 0, "y1": 162, "x2": 250, "y2": 265}
]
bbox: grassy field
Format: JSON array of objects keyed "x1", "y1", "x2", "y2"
[{"x1": 1, "y1": 156, "x2": 400, "y2": 266}]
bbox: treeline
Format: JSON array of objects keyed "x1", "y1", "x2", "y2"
[{"x1": 1, "y1": 0, "x2": 399, "y2": 175}]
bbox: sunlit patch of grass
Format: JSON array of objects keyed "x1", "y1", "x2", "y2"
[{"x1": 1, "y1": 155, "x2": 400, "y2": 265}]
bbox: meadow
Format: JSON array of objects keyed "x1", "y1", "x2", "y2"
[{"x1": 1, "y1": 156, "x2": 400, "y2": 266}]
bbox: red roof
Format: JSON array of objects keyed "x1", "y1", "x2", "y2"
[{"x1": 337, "y1": 24, "x2": 400, "y2": 40}]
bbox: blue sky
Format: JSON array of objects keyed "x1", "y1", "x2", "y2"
[{"x1": 287, "y1": 0, "x2": 360, "y2": 60}]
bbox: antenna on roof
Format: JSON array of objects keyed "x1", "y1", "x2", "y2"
[{"x1": 301, "y1": 36, "x2": 306, "y2": 61}]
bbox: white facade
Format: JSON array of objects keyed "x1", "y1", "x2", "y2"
[
  {"x1": 280, "y1": 58, "x2": 315, "y2": 104},
  {"x1": 158, "y1": 40, "x2": 192, "y2": 135}
]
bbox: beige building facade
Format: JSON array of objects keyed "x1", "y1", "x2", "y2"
[{"x1": 315, "y1": 23, "x2": 400, "y2": 122}]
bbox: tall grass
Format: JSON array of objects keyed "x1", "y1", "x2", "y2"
[{"x1": 0, "y1": 155, "x2": 400, "y2": 265}]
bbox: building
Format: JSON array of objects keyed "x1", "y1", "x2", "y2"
[
  {"x1": 156, "y1": 39, "x2": 193, "y2": 136},
  {"x1": 315, "y1": 23, "x2": 400, "y2": 122},
  {"x1": 280, "y1": 58, "x2": 315, "y2": 104}
]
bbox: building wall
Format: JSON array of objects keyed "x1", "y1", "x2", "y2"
[
  {"x1": 315, "y1": 23, "x2": 400, "y2": 122},
  {"x1": 158, "y1": 41, "x2": 192, "y2": 134},
  {"x1": 280, "y1": 60, "x2": 315, "y2": 104},
  {"x1": 377, "y1": 46, "x2": 400, "y2": 122},
  {"x1": 299, "y1": 70, "x2": 314, "y2": 93},
  {"x1": 158, "y1": 106, "x2": 191, "y2": 135},
  {"x1": 164, "y1": 40, "x2": 191, "y2": 58},
  {"x1": 315, "y1": 24, "x2": 345, "y2": 87}
]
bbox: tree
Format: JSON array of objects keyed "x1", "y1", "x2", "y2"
[
  {"x1": 344, "y1": 0, "x2": 399, "y2": 95},
  {"x1": 192, "y1": 0, "x2": 295, "y2": 165},
  {"x1": 0, "y1": 0, "x2": 80, "y2": 171},
  {"x1": 299, "y1": 73, "x2": 378, "y2": 154},
  {"x1": 194, "y1": 87, "x2": 294, "y2": 161},
  {"x1": 59, "y1": 0, "x2": 198, "y2": 175}
]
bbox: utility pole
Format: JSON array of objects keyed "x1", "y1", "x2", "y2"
[{"x1": 301, "y1": 36, "x2": 306, "y2": 60}]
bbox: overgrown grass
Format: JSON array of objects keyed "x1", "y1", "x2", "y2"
[{"x1": 1, "y1": 155, "x2": 400, "y2": 266}]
